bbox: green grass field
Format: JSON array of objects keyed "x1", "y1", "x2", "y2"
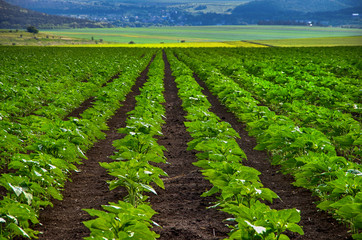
[
  {"x1": 256, "y1": 36, "x2": 362, "y2": 47},
  {"x1": 44, "y1": 25, "x2": 362, "y2": 44}
]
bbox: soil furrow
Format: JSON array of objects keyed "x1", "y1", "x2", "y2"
[
  {"x1": 241, "y1": 40, "x2": 276, "y2": 47},
  {"x1": 65, "y1": 96, "x2": 95, "y2": 120},
  {"x1": 65, "y1": 72, "x2": 121, "y2": 120},
  {"x1": 35, "y1": 59, "x2": 153, "y2": 240},
  {"x1": 192, "y1": 73, "x2": 352, "y2": 240},
  {"x1": 101, "y1": 72, "x2": 121, "y2": 87},
  {"x1": 149, "y1": 52, "x2": 230, "y2": 240}
]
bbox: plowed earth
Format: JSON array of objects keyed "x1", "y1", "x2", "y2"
[{"x1": 34, "y1": 53, "x2": 352, "y2": 240}]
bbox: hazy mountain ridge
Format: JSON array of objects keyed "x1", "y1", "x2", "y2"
[
  {"x1": 258, "y1": 0, "x2": 359, "y2": 13},
  {"x1": 232, "y1": 0, "x2": 361, "y2": 25},
  {"x1": 0, "y1": 0, "x2": 111, "y2": 29},
  {"x1": 6, "y1": 0, "x2": 358, "y2": 11},
  {"x1": 1, "y1": 0, "x2": 361, "y2": 28}
]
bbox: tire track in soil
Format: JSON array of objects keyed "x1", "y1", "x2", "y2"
[
  {"x1": 149, "y1": 52, "x2": 230, "y2": 240},
  {"x1": 192, "y1": 73, "x2": 352, "y2": 240},
  {"x1": 35, "y1": 58, "x2": 154, "y2": 240}
]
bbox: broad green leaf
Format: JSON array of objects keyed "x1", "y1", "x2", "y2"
[
  {"x1": 279, "y1": 234, "x2": 291, "y2": 240},
  {"x1": 245, "y1": 220, "x2": 266, "y2": 234},
  {"x1": 317, "y1": 200, "x2": 334, "y2": 211},
  {"x1": 90, "y1": 219, "x2": 110, "y2": 231},
  {"x1": 352, "y1": 233, "x2": 362, "y2": 239},
  {"x1": 8, "y1": 183, "x2": 22, "y2": 197},
  {"x1": 8, "y1": 223, "x2": 31, "y2": 239},
  {"x1": 287, "y1": 223, "x2": 304, "y2": 235},
  {"x1": 139, "y1": 183, "x2": 157, "y2": 195},
  {"x1": 47, "y1": 186, "x2": 63, "y2": 200},
  {"x1": 77, "y1": 146, "x2": 88, "y2": 159}
]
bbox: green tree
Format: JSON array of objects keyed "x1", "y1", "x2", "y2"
[{"x1": 26, "y1": 26, "x2": 39, "y2": 34}]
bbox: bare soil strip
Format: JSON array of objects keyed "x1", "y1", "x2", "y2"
[
  {"x1": 241, "y1": 40, "x2": 276, "y2": 47},
  {"x1": 149, "y1": 52, "x2": 230, "y2": 240},
  {"x1": 102, "y1": 72, "x2": 122, "y2": 87},
  {"x1": 65, "y1": 72, "x2": 122, "y2": 120},
  {"x1": 65, "y1": 96, "x2": 95, "y2": 120},
  {"x1": 192, "y1": 73, "x2": 352, "y2": 240},
  {"x1": 35, "y1": 60, "x2": 153, "y2": 240}
]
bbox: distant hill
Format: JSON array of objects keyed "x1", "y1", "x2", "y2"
[
  {"x1": 6, "y1": 0, "x2": 357, "y2": 14},
  {"x1": 2, "y1": 0, "x2": 361, "y2": 27},
  {"x1": 4, "y1": 0, "x2": 249, "y2": 16},
  {"x1": 233, "y1": 0, "x2": 361, "y2": 13},
  {"x1": 256, "y1": 0, "x2": 359, "y2": 13},
  {"x1": 232, "y1": 0, "x2": 362, "y2": 25},
  {"x1": 0, "y1": 0, "x2": 111, "y2": 29}
]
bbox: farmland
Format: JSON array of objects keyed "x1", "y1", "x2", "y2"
[
  {"x1": 1, "y1": 26, "x2": 361, "y2": 47},
  {"x1": 44, "y1": 25, "x2": 362, "y2": 44},
  {"x1": 256, "y1": 36, "x2": 362, "y2": 47},
  {"x1": 0, "y1": 45, "x2": 361, "y2": 240}
]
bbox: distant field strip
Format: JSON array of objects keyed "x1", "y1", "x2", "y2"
[
  {"x1": 44, "y1": 25, "x2": 362, "y2": 44},
  {"x1": 255, "y1": 36, "x2": 362, "y2": 47},
  {"x1": 60, "y1": 41, "x2": 264, "y2": 48},
  {"x1": 51, "y1": 31, "x2": 208, "y2": 42}
]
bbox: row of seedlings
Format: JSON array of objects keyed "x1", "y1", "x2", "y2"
[
  {"x1": 174, "y1": 49, "x2": 362, "y2": 239},
  {"x1": 0, "y1": 47, "x2": 141, "y2": 119},
  {"x1": 0, "y1": 48, "x2": 148, "y2": 167},
  {"x1": 227, "y1": 47, "x2": 361, "y2": 105},
  {"x1": 0, "y1": 50, "x2": 155, "y2": 239},
  {"x1": 83, "y1": 52, "x2": 167, "y2": 240},
  {"x1": 182, "y1": 48, "x2": 361, "y2": 161},
  {"x1": 166, "y1": 50, "x2": 304, "y2": 240}
]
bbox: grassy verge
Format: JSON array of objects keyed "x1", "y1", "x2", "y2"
[{"x1": 0, "y1": 30, "x2": 113, "y2": 46}]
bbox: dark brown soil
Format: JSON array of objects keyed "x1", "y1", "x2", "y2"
[
  {"x1": 148, "y1": 52, "x2": 230, "y2": 240},
  {"x1": 192, "y1": 73, "x2": 352, "y2": 240},
  {"x1": 35, "y1": 61, "x2": 151, "y2": 240}
]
